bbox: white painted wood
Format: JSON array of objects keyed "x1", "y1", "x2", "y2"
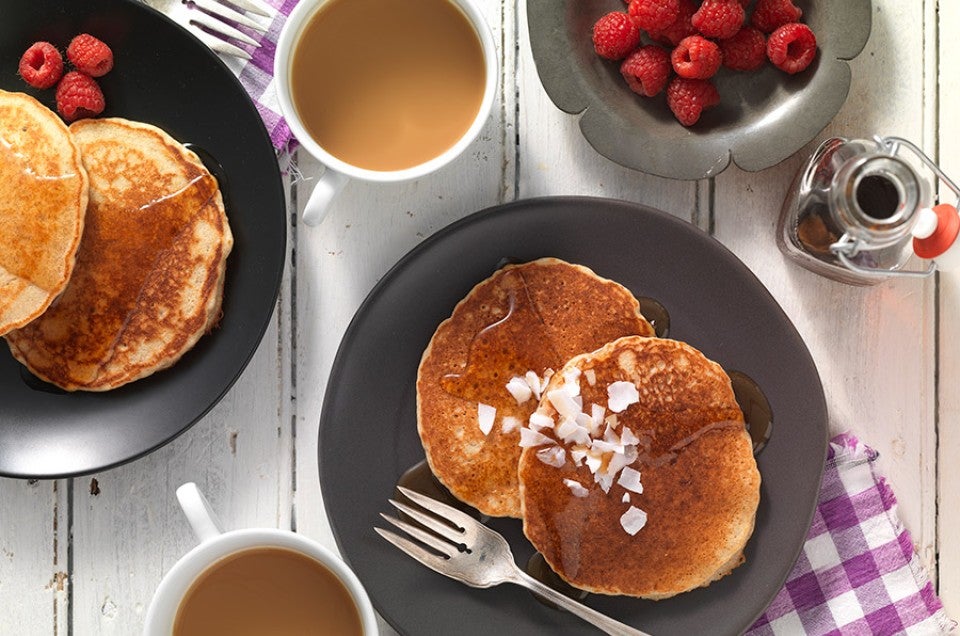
[
  {"x1": 937, "y1": 0, "x2": 960, "y2": 619},
  {"x1": 516, "y1": 0, "x2": 698, "y2": 217},
  {"x1": 713, "y1": 0, "x2": 937, "y2": 577},
  {"x1": 0, "y1": 479, "x2": 68, "y2": 636}
]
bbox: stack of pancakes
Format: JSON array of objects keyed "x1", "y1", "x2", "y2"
[
  {"x1": 0, "y1": 90, "x2": 232, "y2": 391},
  {"x1": 416, "y1": 258, "x2": 761, "y2": 599}
]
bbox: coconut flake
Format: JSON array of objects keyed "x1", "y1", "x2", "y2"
[
  {"x1": 584, "y1": 369, "x2": 597, "y2": 386},
  {"x1": 608, "y1": 381, "x2": 640, "y2": 413},
  {"x1": 478, "y1": 403, "x2": 496, "y2": 435},
  {"x1": 501, "y1": 416, "x2": 522, "y2": 434},
  {"x1": 570, "y1": 447, "x2": 588, "y2": 466},
  {"x1": 595, "y1": 471, "x2": 614, "y2": 493},
  {"x1": 606, "y1": 445, "x2": 638, "y2": 477},
  {"x1": 604, "y1": 413, "x2": 619, "y2": 429},
  {"x1": 584, "y1": 449, "x2": 603, "y2": 474},
  {"x1": 619, "y1": 426, "x2": 640, "y2": 446},
  {"x1": 620, "y1": 506, "x2": 648, "y2": 535},
  {"x1": 562, "y1": 367, "x2": 582, "y2": 397},
  {"x1": 564, "y1": 478, "x2": 590, "y2": 498},
  {"x1": 617, "y1": 466, "x2": 644, "y2": 494},
  {"x1": 547, "y1": 388, "x2": 582, "y2": 420},
  {"x1": 603, "y1": 423, "x2": 620, "y2": 444},
  {"x1": 622, "y1": 493, "x2": 631, "y2": 503},
  {"x1": 555, "y1": 417, "x2": 578, "y2": 440},
  {"x1": 591, "y1": 404, "x2": 606, "y2": 429},
  {"x1": 519, "y1": 427, "x2": 554, "y2": 448},
  {"x1": 591, "y1": 439, "x2": 625, "y2": 455},
  {"x1": 536, "y1": 445, "x2": 566, "y2": 468},
  {"x1": 506, "y1": 376, "x2": 533, "y2": 405},
  {"x1": 529, "y1": 411, "x2": 556, "y2": 431},
  {"x1": 524, "y1": 371, "x2": 542, "y2": 400}
]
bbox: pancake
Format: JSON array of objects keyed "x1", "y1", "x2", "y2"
[
  {"x1": 0, "y1": 90, "x2": 88, "y2": 336},
  {"x1": 417, "y1": 258, "x2": 655, "y2": 518},
  {"x1": 518, "y1": 336, "x2": 760, "y2": 599},
  {"x1": 5, "y1": 118, "x2": 233, "y2": 391}
]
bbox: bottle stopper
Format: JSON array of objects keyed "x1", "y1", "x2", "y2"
[{"x1": 912, "y1": 203, "x2": 960, "y2": 269}]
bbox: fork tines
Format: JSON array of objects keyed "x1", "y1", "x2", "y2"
[{"x1": 376, "y1": 487, "x2": 473, "y2": 578}]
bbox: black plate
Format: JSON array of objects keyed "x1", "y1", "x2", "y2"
[
  {"x1": 0, "y1": 0, "x2": 286, "y2": 478},
  {"x1": 527, "y1": 0, "x2": 872, "y2": 179},
  {"x1": 319, "y1": 197, "x2": 828, "y2": 636}
]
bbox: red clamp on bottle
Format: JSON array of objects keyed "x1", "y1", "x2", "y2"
[{"x1": 912, "y1": 203, "x2": 960, "y2": 270}]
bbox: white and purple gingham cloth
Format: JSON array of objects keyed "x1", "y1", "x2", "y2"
[
  {"x1": 748, "y1": 434, "x2": 954, "y2": 635},
  {"x1": 218, "y1": 0, "x2": 298, "y2": 152}
]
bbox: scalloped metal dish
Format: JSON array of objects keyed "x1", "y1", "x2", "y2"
[{"x1": 526, "y1": 0, "x2": 872, "y2": 180}]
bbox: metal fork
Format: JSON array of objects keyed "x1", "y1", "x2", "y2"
[
  {"x1": 376, "y1": 486, "x2": 653, "y2": 636},
  {"x1": 142, "y1": 0, "x2": 274, "y2": 60}
]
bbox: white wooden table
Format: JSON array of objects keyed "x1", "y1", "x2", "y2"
[{"x1": 2, "y1": 0, "x2": 958, "y2": 633}]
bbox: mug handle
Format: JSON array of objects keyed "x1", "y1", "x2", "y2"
[
  {"x1": 302, "y1": 167, "x2": 350, "y2": 226},
  {"x1": 176, "y1": 483, "x2": 224, "y2": 544}
]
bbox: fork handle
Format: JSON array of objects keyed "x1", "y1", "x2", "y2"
[{"x1": 510, "y1": 569, "x2": 654, "y2": 636}]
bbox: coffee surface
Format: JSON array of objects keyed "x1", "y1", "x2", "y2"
[
  {"x1": 173, "y1": 547, "x2": 363, "y2": 636},
  {"x1": 291, "y1": 0, "x2": 486, "y2": 171}
]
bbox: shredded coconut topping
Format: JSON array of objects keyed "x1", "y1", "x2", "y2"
[
  {"x1": 564, "y1": 478, "x2": 590, "y2": 498},
  {"x1": 519, "y1": 427, "x2": 554, "y2": 448},
  {"x1": 536, "y1": 445, "x2": 567, "y2": 468},
  {"x1": 620, "y1": 506, "x2": 648, "y2": 536},
  {"x1": 501, "y1": 416, "x2": 522, "y2": 434},
  {"x1": 506, "y1": 376, "x2": 533, "y2": 405},
  {"x1": 478, "y1": 403, "x2": 496, "y2": 435},
  {"x1": 607, "y1": 381, "x2": 640, "y2": 413}
]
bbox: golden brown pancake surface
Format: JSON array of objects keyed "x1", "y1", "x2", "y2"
[
  {"x1": 0, "y1": 90, "x2": 88, "y2": 336},
  {"x1": 519, "y1": 336, "x2": 760, "y2": 599},
  {"x1": 5, "y1": 118, "x2": 232, "y2": 391},
  {"x1": 417, "y1": 258, "x2": 654, "y2": 517}
]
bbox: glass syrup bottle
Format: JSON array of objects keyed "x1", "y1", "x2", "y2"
[{"x1": 777, "y1": 136, "x2": 960, "y2": 285}]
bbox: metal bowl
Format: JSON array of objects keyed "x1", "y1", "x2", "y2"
[{"x1": 526, "y1": 0, "x2": 872, "y2": 179}]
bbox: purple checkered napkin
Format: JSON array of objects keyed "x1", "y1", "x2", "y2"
[
  {"x1": 219, "y1": 0, "x2": 298, "y2": 152},
  {"x1": 747, "y1": 434, "x2": 954, "y2": 636}
]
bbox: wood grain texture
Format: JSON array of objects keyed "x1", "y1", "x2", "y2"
[
  {"x1": 0, "y1": 479, "x2": 68, "y2": 636},
  {"x1": 937, "y1": 0, "x2": 960, "y2": 618},
  {"x1": 713, "y1": 0, "x2": 937, "y2": 577}
]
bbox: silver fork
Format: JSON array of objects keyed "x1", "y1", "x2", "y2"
[
  {"x1": 376, "y1": 486, "x2": 653, "y2": 636},
  {"x1": 142, "y1": 0, "x2": 274, "y2": 60}
]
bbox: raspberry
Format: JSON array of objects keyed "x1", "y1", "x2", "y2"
[
  {"x1": 648, "y1": 0, "x2": 697, "y2": 47},
  {"x1": 592, "y1": 12, "x2": 642, "y2": 60},
  {"x1": 66, "y1": 34, "x2": 114, "y2": 77},
  {"x1": 666, "y1": 77, "x2": 720, "y2": 126},
  {"x1": 671, "y1": 35, "x2": 722, "y2": 79},
  {"x1": 751, "y1": 0, "x2": 803, "y2": 34},
  {"x1": 628, "y1": 0, "x2": 680, "y2": 34},
  {"x1": 720, "y1": 26, "x2": 767, "y2": 71},
  {"x1": 767, "y1": 22, "x2": 817, "y2": 74},
  {"x1": 620, "y1": 45, "x2": 672, "y2": 97},
  {"x1": 692, "y1": 0, "x2": 745, "y2": 40},
  {"x1": 18, "y1": 42, "x2": 64, "y2": 90},
  {"x1": 55, "y1": 71, "x2": 105, "y2": 122}
]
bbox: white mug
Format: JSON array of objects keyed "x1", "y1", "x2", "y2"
[
  {"x1": 274, "y1": 0, "x2": 498, "y2": 226},
  {"x1": 143, "y1": 483, "x2": 378, "y2": 635}
]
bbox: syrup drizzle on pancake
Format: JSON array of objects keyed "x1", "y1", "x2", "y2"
[{"x1": 440, "y1": 269, "x2": 561, "y2": 407}]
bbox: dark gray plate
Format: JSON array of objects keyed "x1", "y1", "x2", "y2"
[
  {"x1": 527, "y1": 0, "x2": 872, "y2": 179},
  {"x1": 318, "y1": 197, "x2": 828, "y2": 636},
  {"x1": 0, "y1": 0, "x2": 286, "y2": 478}
]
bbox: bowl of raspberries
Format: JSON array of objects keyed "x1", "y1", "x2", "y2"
[{"x1": 526, "y1": 0, "x2": 871, "y2": 179}]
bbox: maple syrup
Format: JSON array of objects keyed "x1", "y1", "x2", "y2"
[
  {"x1": 395, "y1": 460, "x2": 483, "y2": 520},
  {"x1": 637, "y1": 296, "x2": 669, "y2": 337},
  {"x1": 728, "y1": 370, "x2": 772, "y2": 454}
]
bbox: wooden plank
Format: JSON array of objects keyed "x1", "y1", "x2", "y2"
[
  {"x1": 515, "y1": 0, "x2": 698, "y2": 217},
  {"x1": 68, "y1": 197, "x2": 294, "y2": 633},
  {"x1": 0, "y1": 479, "x2": 68, "y2": 636},
  {"x1": 713, "y1": 0, "x2": 937, "y2": 578},
  {"x1": 937, "y1": 0, "x2": 960, "y2": 618}
]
